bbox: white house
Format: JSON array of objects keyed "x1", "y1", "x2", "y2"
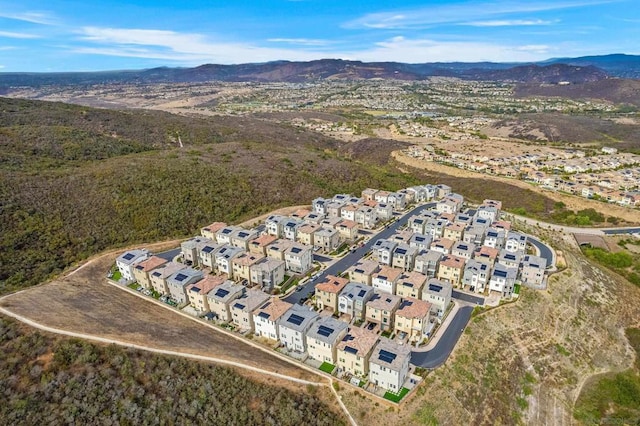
[
  {"x1": 277, "y1": 304, "x2": 319, "y2": 353},
  {"x1": 115, "y1": 249, "x2": 150, "y2": 283},
  {"x1": 369, "y1": 338, "x2": 411, "y2": 393},
  {"x1": 253, "y1": 298, "x2": 293, "y2": 341}
]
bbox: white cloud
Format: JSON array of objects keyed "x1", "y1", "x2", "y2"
[
  {"x1": 0, "y1": 30, "x2": 41, "y2": 39},
  {"x1": 0, "y1": 65, "x2": 4, "y2": 69},
  {"x1": 463, "y1": 19, "x2": 556, "y2": 27},
  {"x1": 0, "y1": 11, "x2": 56, "y2": 25},
  {"x1": 343, "y1": 0, "x2": 619, "y2": 29},
  {"x1": 267, "y1": 38, "x2": 330, "y2": 46}
]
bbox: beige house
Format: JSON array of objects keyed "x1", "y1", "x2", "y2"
[
  {"x1": 253, "y1": 298, "x2": 293, "y2": 341},
  {"x1": 230, "y1": 288, "x2": 270, "y2": 332},
  {"x1": 186, "y1": 274, "x2": 227, "y2": 313},
  {"x1": 231, "y1": 252, "x2": 265, "y2": 282},
  {"x1": 394, "y1": 297, "x2": 432, "y2": 343},
  {"x1": 207, "y1": 280, "x2": 245, "y2": 322},
  {"x1": 149, "y1": 261, "x2": 185, "y2": 295},
  {"x1": 430, "y1": 237, "x2": 456, "y2": 255},
  {"x1": 437, "y1": 254, "x2": 466, "y2": 285},
  {"x1": 306, "y1": 316, "x2": 349, "y2": 365},
  {"x1": 371, "y1": 265, "x2": 403, "y2": 295},
  {"x1": 395, "y1": 271, "x2": 427, "y2": 299},
  {"x1": 347, "y1": 259, "x2": 380, "y2": 286},
  {"x1": 336, "y1": 327, "x2": 379, "y2": 378},
  {"x1": 249, "y1": 257, "x2": 286, "y2": 289},
  {"x1": 443, "y1": 222, "x2": 465, "y2": 241},
  {"x1": 266, "y1": 239, "x2": 295, "y2": 261},
  {"x1": 248, "y1": 234, "x2": 277, "y2": 256},
  {"x1": 200, "y1": 222, "x2": 227, "y2": 240},
  {"x1": 362, "y1": 188, "x2": 379, "y2": 201},
  {"x1": 296, "y1": 223, "x2": 321, "y2": 246},
  {"x1": 314, "y1": 227, "x2": 340, "y2": 252},
  {"x1": 230, "y1": 229, "x2": 258, "y2": 251},
  {"x1": 315, "y1": 275, "x2": 349, "y2": 311},
  {"x1": 132, "y1": 256, "x2": 168, "y2": 289},
  {"x1": 366, "y1": 292, "x2": 401, "y2": 331},
  {"x1": 336, "y1": 219, "x2": 359, "y2": 241}
]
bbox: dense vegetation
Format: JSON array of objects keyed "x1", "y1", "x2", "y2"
[
  {"x1": 582, "y1": 241, "x2": 640, "y2": 286},
  {"x1": 0, "y1": 316, "x2": 343, "y2": 425},
  {"x1": 0, "y1": 97, "x2": 421, "y2": 293},
  {"x1": 574, "y1": 328, "x2": 640, "y2": 424}
]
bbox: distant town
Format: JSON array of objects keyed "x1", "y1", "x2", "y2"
[{"x1": 110, "y1": 183, "x2": 551, "y2": 402}]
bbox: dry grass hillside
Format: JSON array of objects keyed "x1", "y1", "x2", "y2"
[{"x1": 340, "y1": 227, "x2": 640, "y2": 425}]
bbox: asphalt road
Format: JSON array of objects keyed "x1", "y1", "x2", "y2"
[
  {"x1": 452, "y1": 290, "x2": 484, "y2": 305},
  {"x1": 527, "y1": 236, "x2": 554, "y2": 268},
  {"x1": 410, "y1": 305, "x2": 474, "y2": 368},
  {"x1": 284, "y1": 202, "x2": 436, "y2": 304},
  {"x1": 602, "y1": 227, "x2": 640, "y2": 235},
  {"x1": 156, "y1": 248, "x2": 181, "y2": 262}
]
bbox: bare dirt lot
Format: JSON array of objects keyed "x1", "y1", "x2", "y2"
[{"x1": 0, "y1": 240, "x2": 321, "y2": 384}]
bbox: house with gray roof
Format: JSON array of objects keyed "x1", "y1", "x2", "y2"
[
  {"x1": 149, "y1": 261, "x2": 185, "y2": 295},
  {"x1": 413, "y1": 250, "x2": 443, "y2": 278},
  {"x1": 462, "y1": 258, "x2": 492, "y2": 293},
  {"x1": 422, "y1": 278, "x2": 452, "y2": 318},
  {"x1": 181, "y1": 237, "x2": 212, "y2": 266},
  {"x1": 369, "y1": 338, "x2": 411, "y2": 393},
  {"x1": 207, "y1": 280, "x2": 245, "y2": 322},
  {"x1": 230, "y1": 229, "x2": 258, "y2": 251},
  {"x1": 373, "y1": 239, "x2": 397, "y2": 266},
  {"x1": 198, "y1": 241, "x2": 222, "y2": 269},
  {"x1": 166, "y1": 267, "x2": 204, "y2": 304},
  {"x1": 214, "y1": 244, "x2": 244, "y2": 277},
  {"x1": 215, "y1": 225, "x2": 241, "y2": 245},
  {"x1": 338, "y1": 283, "x2": 375, "y2": 321},
  {"x1": 283, "y1": 217, "x2": 304, "y2": 241},
  {"x1": 230, "y1": 288, "x2": 270, "y2": 332},
  {"x1": 408, "y1": 232, "x2": 432, "y2": 252},
  {"x1": 277, "y1": 304, "x2": 320, "y2": 353},
  {"x1": 306, "y1": 316, "x2": 349, "y2": 365},
  {"x1": 116, "y1": 249, "x2": 149, "y2": 282}
]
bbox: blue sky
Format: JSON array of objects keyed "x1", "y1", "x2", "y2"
[{"x1": 0, "y1": 0, "x2": 638, "y2": 72}]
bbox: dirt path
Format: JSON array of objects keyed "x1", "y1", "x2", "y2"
[{"x1": 392, "y1": 150, "x2": 640, "y2": 224}]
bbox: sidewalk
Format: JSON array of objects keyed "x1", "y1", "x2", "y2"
[{"x1": 415, "y1": 300, "x2": 463, "y2": 352}]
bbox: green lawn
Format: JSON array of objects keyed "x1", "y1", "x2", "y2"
[
  {"x1": 127, "y1": 282, "x2": 139, "y2": 290},
  {"x1": 513, "y1": 283, "x2": 521, "y2": 294},
  {"x1": 319, "y1": 362, "x2": 335, "y2": 374},
  {"x1": 384, "y1": 387, "x2": 410, "y2": 403},
  {"x1": 111, "y1": 270, "x2": 122, "y2": 281}
]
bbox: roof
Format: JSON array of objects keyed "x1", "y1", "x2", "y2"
[
  {"x1": 307, "y1": 316, "x2": 348, "y2": 344},
  {"x1": 167, "y1": 267, "x2": 203, "y2": 287},
  {"x1": 117, "y1": 249, "x2": 148, "y2": 265},
  {"x1": 370, "y1": 338, "x2": 411, "y2": 371},
  {"x1": 251, "y1": 257, "x2": 285, "y2": 273},
  {"x1": 134, "y1": 255, "x2": 167, "y2": 272},
  {"x1": 215, "y1": 245, "x2": 244, "y2": 260},
  {"x1": 440, "y1": 255, "x2": 465, "y2": 269},
  {"x1": 232, "y1": 252, "x2": 265, "y2": 267},
  {"x1": 523, "y1": 254, "x2": 545, "y2": 269},
  {"x1": 251, "y1": 234, "x2": 277, "y2": 248},
  {"x1": 292, "y1": 208, "x2": 311, "y2": 218},
  {"x1": 431, "y1": 238, "x2": 455, "y2": 251},
  {"x1": 396, "y1": 297, "x2": 431, "y2": 319},
  {"x1": 253, "y1": 298, "x2": 292, "y2": 322},
  {"x1": 398, "y1": 271, "x2": 427, "y2": 289},
  {"x1": 187, "y1": 274, "x2": 227, "y2": 295},
  {"x1": 207, "y1": 280, "x2": 244, "y2": 303},
  {"x1": 150, "y1": 261, "x2": 185, "y2": 280},
  {"x1": 337, "y1": 327, "x2": 379, "y2": 357},
  {"x1": 316, "y1": 275, "x2": 349, "y2": 294},
  {"x1": 267, "y1": 239, "x2": 295, "y2": 252},
  {"x1": 338, "y1": 219, "x2": 358, "y2": 229},
  {"x1": 348, "y1": 259, "x2": 380, "y2": 276},
  {"x1": 475, "y1": 245, "x2": 499, "y2": 260},
  {"x1": 278, "y1": 304, "x2": 319, "y2": 332},
  {"x1": 298, "y1": 223, "x2": 321, "y2": 234},
  {"x1": 373, "y1": 266, "x2": 403, "y2": 283},
  {"x1": 202, "y1": 222, "x2": 227, "y2": 234},
  {"x1": 231, "y1": 288, "x2": 270, "y2": 313},
  {"x1": 366, "y1": 292, "x2": 401, "y2": 311},
  {"x1": 445, "y1": 222, "x2": 466, "y2": 232},
  {"x1": 424, "y1": 278, "x2": 453, "y2": 296},
  {"x1": 340, "y1": 282, "x2": 374, "y2": 302}
]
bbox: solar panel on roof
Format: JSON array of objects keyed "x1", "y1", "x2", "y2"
[
  {"x1": 354, "y1": 269, "x2": 363, "y2": 273},
  {"x1": 378, "y1": 349, "x2": 397, "y2": 363},
  {"x1": 258, "y1": 312, "x2": 270, "y2": 319},
  {"x1": 343, "y1": 334, "x2": 355, "y2": 341},
  {"x1": 291, "y1": 247, "x2": 301, "y2": 254},
  {"x1": 135, "y1": 265, "x2": 144, "y2": 270},
  {"x1": 192, "y1": 287, "x2": 201, "y2": 293},
  {"x1": 344, "y1": 346, "x2": 358, "y2": 354},
  {"x1": 239, "y1": 232, "x2": 248, "y2": 238},
  {"x1": 495, "y1": 270, "x2": 507, "y2": 278},
  {"x1": 317, "y1": 325, "x2": 334, "y2": 337},
  {"x1": 222, "y1": 229, "x2": 232, "y2": 234},
  {"x1": 429, "y1": 284, "x2": 443, "y2": 292},
  {"x1": 123, "y1": 253, "x2": 135, "y2": 261},
  {"x1": 396, "y1": 248, "x2": 407, "y2": 255},
  {"x1": 175, "y1": 273, "x2": 188, "y2": 282},
  {"x1": 202, "y1": 246, "x2": 214, "y2": 253},
  {"x1": 287, "y1": 314, "x2": 304, "y2": 326},
  {"x1": 233, "y1": 302, "x2": 245, "y2": 310},
  {"x1": 216, "y1": 288, "x2": 230, "y2": 298},
  {"x1": 358, "y1": 289, "x2": 367, "y2": 297},
  {"x1": 152, "y1": 271, "x2": 161, "y2": 277}
]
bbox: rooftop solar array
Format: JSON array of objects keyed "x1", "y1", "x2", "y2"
[
  {"x1": 344, "y1": 346, "x2": 358, "y2": 355},
  {"x1": 215, "y1": 288, "x2": 230, "y2": 298},
  {"x1": 291, "y1": 247, "x2": 301, "y2": 254},
  {"x1": 175, "y1": 273, "x2": 188, "y2": 282},
  {"x1": 396, "y1": 248, "x2": 407, "y2": 255},
  {"x1": 428, "y1": 284, "x2": 443, "y2": 292},
  {"x1": 287, "y1": 313, "x2": 304, "y2": 326},
  {"x1": 233, "y1": 302, "x2": 245, "y2": 310},
  {"x1": 152, "y1": 271, "x2": 161, "y2": 277},
  {"x1": 378, "y1": 349, "x2": 397, "y2": 363},
  {"x1": 202, "y1": 246, "x2": 215, "y2": 253},
  {"x1": 317, "y1": 325, "x2": 334, "y2": 337},
  {"x1": 354, "y1": 268, "x2": 364, "y2": 274},
  {"x1": 258, "y1": 312, "x2": 271, "y2": 319},
  {"x1": 358, "y1": 289, "x2": 367, "y2": 297},
  {"x1": 238, "y1": 232, "x2": 249, "y2": 238},
  {"x1": 495, "y1": 270, "x2": 507, "y2": 278},
  {"x1": 191, "y1": 287, "x2": 201, "y2": 293},
  {"x1": 122, "y1": 253, "x2": 135, "y2": 261}
]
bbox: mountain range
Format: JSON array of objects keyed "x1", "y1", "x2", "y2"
[{"x1": 0, "y1": 54, "x2": 638, "y2": 88}]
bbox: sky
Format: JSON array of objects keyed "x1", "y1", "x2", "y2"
[{"x1": 0, "y1": 0, "x2": 638, "y2": 72}]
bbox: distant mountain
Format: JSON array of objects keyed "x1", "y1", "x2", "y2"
[
  {"x1": 515, "y1": 78, "x2": 640, "y2": 107},
  {"x1": 2, "y1": 54, "x2": 639, "y2": 88}
]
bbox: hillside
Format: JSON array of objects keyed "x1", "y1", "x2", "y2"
[{"x1": 515, "y1": 78, "x2": 640, "y2": 108}]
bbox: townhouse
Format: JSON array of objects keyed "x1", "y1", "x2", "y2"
[
  {"x1": 248, "y1": 234, "x2": 278, "y2": 256},
  {"x1": 166, "y1": 267, "x2": 204, "y2": 305},
  {"x1": 207, "y1": 280, "x2": 245, "y2": 322},
  {"x1": 253, "y1": 298, "x2": 293, "y2": 341},
  {"x1": 369, "y1": 338, "x2": 412, "y2": 393},
  {"x1": 355, "y1": 205, "x2": 378, "y2": 229},
  {"x1": 489, "y1": 263, "x2": 518, "y2": 298},
  {"x1": 284, "y1": 243, "x2": 313, "y2": 274},
  {"x1": 336, "y1": 220, "x2": 359, "y2": 241},
  {"x1": 394, "y1": 297, "x2": 432, "y2": 343},
  {"x1": 215, "y1": 225, "x2": 241, "y2": 245},
  {"x1": 443, "y1": 222, "x2": 465, "y2": 241},
  {"x1": 376, "y1": 202, "x2": 394, "y2": 221},
  {"x1": 283, "y1": 218, "x2": 303, "y2": 241},
  {"x1": 408, "y1": 233, "x2": 432, "y2": 253},
  {"x1": 430, "y1": 237, "x2": 455, "y2": 255},
  {"x1": 249, "y1": 257, "x2": 285, "y2": 289},
  {"x1": 296, "y1": 223, "x2": 321, "y2": 246},
  {"x1": 372, "y1": 239, "x2": 397, "y2": 265},
  {"x1": 312, "y1": 198, "x2": 328, "y2": 216},
  {"x1": 395, "y1": 271, "x2": 427, "y2": 300},
  {"x1": 371, "y1": 265, "x2": 403, "y2": 295},
  {"x1": 315, "y1": 275, "x2": 349, "y2": 311},
  {"x1": 391, "y1": 244, "x2": 418, "y2": 271},
  {"x1": 504, "y1": 231, "x2": 527, "y2": 253},
  {"x1": 198, "y1": 241, "x2": 222, "y2": 269},
  {"x1": 422, "y1": 278, "x2": 453, "y2": 318},
  {"x1": 483, "y1": 227, "x2": 506, "y2": 249},
  {"x1": 306, "y1": 317, "x2": 349, "y2": 365},
  {"x1": 149, "y1": 261, "x2": 186, "y2": 296},
  {"x1": 230, "y1": 288, "x2": 270, "y2": 332},
  {"x1": 366, "y1": 292, "x2": 401, "y2": 331},
  {"x1": 314, "y1": 227, "x2": 340, "y2": 252},
  {"x1": 265, "y1": 215, "x2": 287, "y2": 238},
  {"x1": 230, "y1": 229, "x2": 258, "y2": 251},
  {"x1": 231, "y1": 252, "x2": 265, "y2": 283},
  {"x1": 413, "y1": 250, "x2": 442, "y2": 278},
  {"x1": 474, "y1": 245, "x2": 500, "y2": 266},
  {"x1": 462, "y1": 259, "x2": 492, "y2": 293},
  {"x1": 181, "y1": 237, "x2": 212, "y2": 266},
  {"x1": 266, "y1": 239, "x2": 295, "y2": 261},
  {"x1": 200, "y1": 221, "x2": 227, "y2": 240},
  {"x1": 132, "y1": 255, "x2": 168, "y2": 289},
  {"x1": 338, "y1": 283, "x2": 375, "y2": 321},
  {"x1": 214, "y1": 245, "x2": 244, "y2": 277},
  {"x1": 497, "y1": 249, "x2": 522, "y2": 269},
  {"x1": 437, "y1": 254, "x2": 465, "y2": 285},
  {"x1": 277, "y1": 304, "x2": 319, "y2": 353},
  {"x1": 336, "y1": 327, "x2": 379, "y2": 378},
  {"x1": 520, "y1": 254, "x2": 546, "y2": 288},
  {"x1": 451, "y1": 241, "x2": 476, "y2": 260},
  {"x1": 186, "y1": 274, "x2": 228, "y2": 313},
  {"x1": 116, "y1": 249, "x2": 150, "y2": 282},
  {"x1": 347, "y1": 259, "x2": 380, "y2": 286}
]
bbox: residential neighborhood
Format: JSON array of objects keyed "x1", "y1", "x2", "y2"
[{"x1": 110, "y1": 182, "x2": 550, "y2": 402}]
